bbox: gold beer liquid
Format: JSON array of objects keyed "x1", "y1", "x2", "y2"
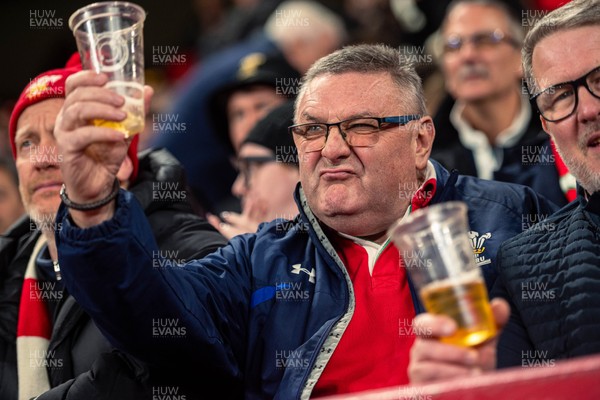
[
  {"x1": 93, "y1": 111, "x2": 144, "y2": 138},
  {"x1": 93, "y1": 82, "x2": 145, "y2": 138},
  {"x1": 420, "y1": 276, "x2": 497, "y2": 347}
]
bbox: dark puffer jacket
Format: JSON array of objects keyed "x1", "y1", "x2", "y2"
[
  {"x1": 3, "y1": 148, "x2": 226, "y2": 400},
  {"x1": 493, "y1": 189, "x2": 600, "y2": 368}
]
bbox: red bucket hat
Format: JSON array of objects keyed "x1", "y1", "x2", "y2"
[{"x1": 8, "y1": 53, "x2": 139, "y2": 181}]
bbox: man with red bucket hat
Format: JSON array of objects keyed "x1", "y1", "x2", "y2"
[{"x1": 0, "y1": 54, "x2": 225, "y2": 399}]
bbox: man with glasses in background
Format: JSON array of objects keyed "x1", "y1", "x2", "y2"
[
  {"x1": 51, "y1": 44, "x2": 555, "y2": 398},
  {"x1": 409, "y1": 0, "x2": 600, "y2": 383},
  {"x1": 432, "y1": 0, "x2": 573, "y2": 207},
  {"x1": 208, "y1": 101, "x2": 301, "y2": 239}
]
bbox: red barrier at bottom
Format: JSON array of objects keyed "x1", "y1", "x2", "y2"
[{"x1": 319, "y1": 353, "x2": 600, "y2": 400}]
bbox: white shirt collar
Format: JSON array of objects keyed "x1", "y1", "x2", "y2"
[{"x1": 450, "y1": 95, "x2": 531, "y2": 180}]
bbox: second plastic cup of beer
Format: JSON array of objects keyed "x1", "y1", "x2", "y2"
[
  {"x1": 69, "y1": 1, "x2": 146, "y2": 138},
  {"x1": 388, "y1": 201, "x2": 496, "y2": 347}
]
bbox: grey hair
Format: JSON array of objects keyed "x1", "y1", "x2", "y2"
[
  {"x1": 441, "y1": 0, "x2": 525, "y2": 44},
  {"x1": 294, "y1": 43, "x2": 427, "y2": 121},
  {"x1": 523, "y1": 0, "x2": 600, "y2": 94}
]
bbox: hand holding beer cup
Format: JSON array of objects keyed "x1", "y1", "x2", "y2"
[
  {"x1": 389, "y1": 201, "x2": 509, "y2": 382},
  {"x1": 390, "y1": 201, "x2": 498, "y2": 346},
  {"x1": 408, "y1": 298, "x2": 509, "y2": 383},
  {"x1": 69, "y1": 1, "x2": 146, "y2": 138}
]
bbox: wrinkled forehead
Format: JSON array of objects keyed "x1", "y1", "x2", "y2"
[
  {"x1": 531, "y1": 26, "x2": 600, "y2": 89},
  {"x1": 15, "y1": 98, "x2": 64, "y2": 138},
  {"x1": 295, "y1": 72, "x2": 405, "y2": 122}
]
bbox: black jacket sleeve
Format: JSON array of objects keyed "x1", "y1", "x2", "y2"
[{"x1": 36, "y1": 350, "x2": 151, "y2": 400}]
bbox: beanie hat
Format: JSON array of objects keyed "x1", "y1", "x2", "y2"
[
  {"x1": 209, "y1": 51, "x2": 300, "y2": 153},
  {"x1": 9, "y1": 53, "x2": 140, "y2": 181},
  {"x1": 243, "y1": 100, "x2": 298, "y2": 166}
]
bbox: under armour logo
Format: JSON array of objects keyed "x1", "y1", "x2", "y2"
[{"x1": 291, "y1": 264, "x2": 316, "y2": 284}]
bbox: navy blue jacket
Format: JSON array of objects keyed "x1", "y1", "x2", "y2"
[
  {"x1": 55, "y1": 161, "x2": 558, "y2": 399},
  {"x1": 493, "y1": 188, "x2": 600, "y2": 368}
]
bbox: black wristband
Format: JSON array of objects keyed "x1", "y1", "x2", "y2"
[{"x1": 60, "y1": 178, "x2": 120, "y2": 211}]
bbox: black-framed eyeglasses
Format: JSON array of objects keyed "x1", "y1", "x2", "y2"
[
  {"x1": 288, "y1": 115, "x2": 422, "y2": 153},
  {"x1": 530, "y1": 66, "x2": 600, "y2": 122},
  {"x1": 443, "y1": 29, "x2": 520, "y2": 54},
  {"x1": 235, "y1": 155, "x2": 276, "y2": 188}
]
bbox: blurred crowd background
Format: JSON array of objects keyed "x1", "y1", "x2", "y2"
[{"x1": 0, "y1": 0, "x2": 562, "y2": 156}]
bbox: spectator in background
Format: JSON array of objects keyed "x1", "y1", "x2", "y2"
[
  {"x1": 1, "y1": 58, "x2": 226, "y2": 399},
  {"x1": 209, "y1": 52, "x2": 298, "y2": 155},
  {"x1": 199, "y1": 51, "x2": 297, "y2": 217},
  {"x1": 495, "y1": 0, "x2": 600, "y2": 368},
  {"x1": 150, "y1": 0, "x2": 347, "y2": 215},
  {"x1": 208, "y1": 101, "x2": 299, "y2": 239},
  {"x1": 0, "y1": 158, "x2": 24, "y2": 233},
  {"x1": 409, "y1": 0, "x2": 600, "y2": 383},
  {"x1": 431, "y1": 0, "x2": 573, "y2": 207}
]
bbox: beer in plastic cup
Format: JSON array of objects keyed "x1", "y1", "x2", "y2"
[
  {"x1": 69, "y1": 1, "x2": 146, "y2": 138},
  {"x1": 388, "y1": 201, "x2": 496, "y2": 347}
]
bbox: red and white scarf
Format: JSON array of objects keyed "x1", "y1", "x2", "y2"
[
  {"x1": 550, "y1": 139, "x2": 577, "y2": 202},
  {"x1": 16, "y1": 235, "x2": 51, "y2": 400}
]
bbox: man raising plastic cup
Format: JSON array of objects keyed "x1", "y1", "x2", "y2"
[{"x1": 69, "y1": 1, "x2": 146, "y2": 138}]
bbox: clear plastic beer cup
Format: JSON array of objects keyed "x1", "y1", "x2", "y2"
[
  {"x1": 388, "y1": 201, "x2": 496, "y2": 347},
  {"x1": 69, "y1": 1, "x2": 146, "y2": 138}
]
